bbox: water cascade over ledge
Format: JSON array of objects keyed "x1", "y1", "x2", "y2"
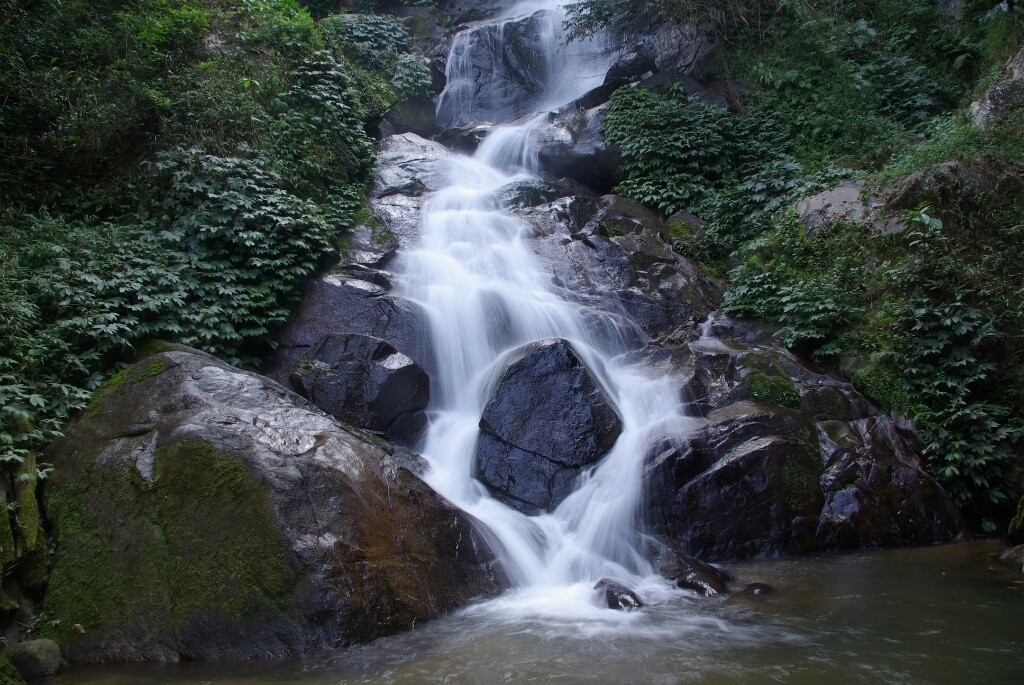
[{"x1": 396, "y1": 0, "x2": 700, "y2": 613}]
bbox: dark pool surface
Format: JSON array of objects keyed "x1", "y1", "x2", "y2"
[{"x1": 54, "y1": 541, "x2": 1024, "y2": 685}]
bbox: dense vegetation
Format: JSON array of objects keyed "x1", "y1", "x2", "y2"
[
  {"x1": 588, "y1": 0, "x2": 1024, "y2": 527},
  {"x1": 0, "y1": 0, "x2": 428, "y2": 612}
]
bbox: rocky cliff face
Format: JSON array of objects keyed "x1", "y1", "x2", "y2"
[
  {"x1": 43, "y1": 348, "x2": 505, "y2": 663},
  {"x1": 288, "y1": 128, "x2": 965, "y2": 567}
]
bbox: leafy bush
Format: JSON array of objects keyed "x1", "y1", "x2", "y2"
[
  {"x1": 603, "y1": 83, "x2": 800, "y2": 259},
  {"x1": 322, "y1": 12, "x2": 414, "y2": 70},
  {"x1": 393, "y1": 52, "x2": 434, "y2": 100},
  {"x1": 724, "y1": 211, "x2": 868, "y2": 352},
  {"x1": 0, "y1": 0, "x2": 386, "y2": 547}
]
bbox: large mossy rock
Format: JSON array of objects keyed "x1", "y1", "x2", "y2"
[
  {"x1": 644, "y1": 338, "x2": 968, "y2": 561},
  {"x1": 4, "y1": 639, "x2": 61, "y2": 681},
  {"x1": 475, "y1": 339, "x2": 622, "y2": 513},
  {"x1": 43, "y1": 348, "x2": 504, "y2": 664}
]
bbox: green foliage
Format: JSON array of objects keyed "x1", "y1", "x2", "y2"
[
  {"x1": 877, "y1": 110, "x2": 1024, "y2": 183},
  {"x1": 0, "y1": 0, "x2": 389, "y2": 546},
  {"x1": 393, "y1": 53, "x2": 434, "y2": 100},
  {"x1": 0, "y1": 653, "x2": 26, "y2": 685},
  {"x1": 724, "y1": 212, "x2": 868, "y2": 352},
  {"x1": 603, "y1": 83, "x2": 800, "y2": 259},
  {"x1": 882, "y1": 210, "x2": 1024, "y2": 509},
  {"x1": 747, "y1": 372, "x2": 801, "y2": 408},
  {"x1": 595, "y1": 0, "x2": 1024, "y2": 519},
  {"x1": 322, "y1": 12, "x2": 414, "y2": 70},
  {"x1": 725, "y1": 202, "x2": 1024, "y2": 512}
]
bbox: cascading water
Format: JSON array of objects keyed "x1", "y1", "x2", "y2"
[{"x1": 398, "y1": 0, "x2": 700, "y2": 614}]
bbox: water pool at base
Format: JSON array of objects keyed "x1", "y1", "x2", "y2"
[{"x1": 54, "y1": 541, "x2": 1024, "y2": 685}]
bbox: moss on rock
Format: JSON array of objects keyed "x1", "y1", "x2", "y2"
[
  {"x1": 782, "y1": 451, "x2": 822, "y2": 515},
  {"x1": 81, "y1": 358, "x2": 171, "y2": 419},
  {"x1": 14, "y1": 453, "x2": 40, "y2": 553},
  {"x1": 1008, "y1": 495, "x2": 1024, "y2": 545},
  {"x1": 0, "y1": 654, "x2": 27, "y2": 685},
  {"x1": 0, "y1": 494, "x2": 15, "y2": 570},
  {"x1": 43, "y1": 439, "x2": 297, "y2": 650},
  {"x1": 747, "y1": 371, "x2": 801, "y2": 408}
]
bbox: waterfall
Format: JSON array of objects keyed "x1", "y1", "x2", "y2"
[{"x1": 396, "y1": 0, "x2": 697, "y2": 610}]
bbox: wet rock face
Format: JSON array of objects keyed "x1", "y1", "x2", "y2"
[
  {"x1": 435, "y1": 10, "x2": 554, "y2": 129},
  {"x1": 646, "y1": 541, "x2": 732, "y2": 596},
  {"x1": 287, "y1": 333, "x2": 429, "y2": 445},
  {"x1": 44, "y1": 349, "x2": 505, "y2": 664},
  {"x1": 503, "y1": 188, "x2": 720, "y2": 340},
  {"x1": 532, "y1": 99, "x2": 622, "y2": 193},
  {"x1": 269, "y1": 273, "x2": 434, "y2": 388},
  {"x1": 475, "y1": 339, "x2": 622, "y2": 513},
  {"x1": 643, "y1": 341, "x2": 968, "y2": 562},
  {"x1": 371, "y1": 133, "x2": 453, "y2": 248}
]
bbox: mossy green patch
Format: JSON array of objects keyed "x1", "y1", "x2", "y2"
[
  {"x1": 132, "y1": 339, "x2": 176, "y2": 361},
  {"x1": 42, "y1": 439, "x2": 297, "y2": 646},
  {"x1": 14, "y1": 452, "x2": 40, "y2": 553},
  {"x1": 81, "y1": 357, "x2": 171, "y2": 420},
  {"x1": 748, "y1": 371, "x2": 801, "y2": 408},
  {"x1": 782, "y1": 451, "x2": 822, "y2": 515},
  {"x1": 0, "y1": 653, "x2": 27, "y2": 685},
  {"x1": 0, "y1": 495, "x2": 15, "y2": 570},
  {"x1": 853, "y1": 358, "x2": 910, "y2": 415},
  {"x1": 1008, "y1": 495, "x2": 1024, "y2": 545}
]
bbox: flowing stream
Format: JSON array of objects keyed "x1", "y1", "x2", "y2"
[
  {"x1": 52, "y1": 3, "x2": 1024, "y2": 682},
  {"x1": 398, "y1": 0, "x2": 698, "y2": 610}
]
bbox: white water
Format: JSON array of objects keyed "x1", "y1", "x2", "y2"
[
  {"x1": 397, "y1": 0, "x2": 699, "y2": 616},
  {"x1": 436, "y1": 0, "x2": 615, "y2": 128}
]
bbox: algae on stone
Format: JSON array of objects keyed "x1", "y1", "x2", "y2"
[{"x1": 43, "y1": 439, "x2": 297, "y2": 650}]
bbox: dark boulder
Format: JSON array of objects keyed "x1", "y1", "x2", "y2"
[
  {"x1": 604, "y1": 48, "x2": 656, "y2": 85},
  {"x1": 43, "y1": 349, "x2": 505, "y2": 664},
  {"x1": 287, "y1": 333, "x2": 429, "y2": 445},
  {"x1": 5, "y1": 639, "x2": 61, "y2": 681},
  {"x1": 532, "y1": 100, "x2": 622, "y2": 193},
  {"x1": 644, "y1": 538, "x2": 732, "y2": 596},
  {"x1": 594, "y1": 578, "x2": 644, "y2": 611},
  {"x1": 643, "y1": 337, "x2": 967, "y2": 562},
  {"x1": 475, "y1": 339, "x2": 622, "y2": 513},
  {"x1": 434, "y1": 122, "x2": 495, "y2": 154},
  {"x1": 494, "y1": 177, "x2": 595, "y2": 211},
  {"x1": 814, "y1": 417, "x2": 968, "y2": 549},
  {"x1": 268, "y1": 274, "x2": 433, "y2": 387},
  {"x1": 672, "y1": 558, "x2": 732, "y2": 597}
]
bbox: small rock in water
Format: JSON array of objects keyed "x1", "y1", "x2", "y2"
[
  {"x1": 671, "y1": 557, "x2": 732, "y2": 597},
  {"x1": 998, "y1": 544, "x2": 1024, "y2": 574},
  {"x1": 594, "y1": 578, "x2": 644, "y2": 611},
  {"x1": 741, "y1": 582, "x2": 776, "y2": 597}
]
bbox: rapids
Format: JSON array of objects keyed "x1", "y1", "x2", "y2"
[{"x1": 397, "y1": 0, "x2": 699, "y2": 610}]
